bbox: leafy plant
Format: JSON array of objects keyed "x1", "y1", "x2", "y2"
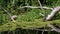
[{"x1": 17, "y1": 9, "x2": 42, "y2": 22}]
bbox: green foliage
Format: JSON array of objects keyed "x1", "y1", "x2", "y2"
[
  {"x1": 0, "y1": 14, "x2": 9, "y2": 25},
  {"x1": 53, "y1": 13, "x2": 60, "y2": 20},
  {"x1": 0, "y1": 0, "x2": 60, "y2": 34},
  {"x1": 17, "y1": 9, "x2": 42, "y2": 22}
]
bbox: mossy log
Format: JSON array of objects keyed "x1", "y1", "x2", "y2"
[{"x1": 0, "y1": 19, "x2": 60, "y2": 32}]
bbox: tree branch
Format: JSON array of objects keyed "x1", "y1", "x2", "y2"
[
  {"x1": 26, "y1": 24, "x2": 60, "y2": 33},
  {"x1": 43, "y1": 6, "x2": 60, "y2": 21},
  {"x1": 19, "y1": 6, "x2": 53, "y2": 16},
  {"x1": 19, "y1": 6, "x2": 53, "y2": 10},
  {"x1": 47, "y1": 24, "x2": 60, "y2": 32},
  {"x1": 38, "y1": 0, "x2": 44, "y2": 10},
  {"x1": 0, "y1": 6, "x2": 17, "y2": 22}
]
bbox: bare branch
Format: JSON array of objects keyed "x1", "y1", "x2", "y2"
[
  {"x1": 47, "y1": 24, "x2": 60, "y2": 32},
  {"x1": 0, "y1": 6, "x2": 17, "y2": 22},
  {"x1": 19, "y1": 6, "x2": 53, "y2": 10},
  {"x1": 26, "y1": 28, "x2": 60, "y2": 32},
  {"x1": 39, "y1": 13, "x2": 45, "y2": 16},
  {"x1": 11, "y1": 15, "x2": 17, "y2": 22},
  {"x1": 38, "y1": 0, "x2": 44, "y2": 10},
  {"x1": 28, "y1": 24, "x2": 60, "y2": 32},
  {"x1": 44, "y1": 6, "x2": 60, "y2": 21},
  {"x1": 19, "y1": 6, "x2": 53, "y2": 16},
  {"x1": 2, "y1": 7, "x2": 11, "y2": 17}
]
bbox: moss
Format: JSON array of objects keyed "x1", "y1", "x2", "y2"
[
  {"x1": 0, "y1": 22, "x2": 17, "y2": 32},
  {"x1": 0, "y1": 18, "x2": 60, "y2": 32}
]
